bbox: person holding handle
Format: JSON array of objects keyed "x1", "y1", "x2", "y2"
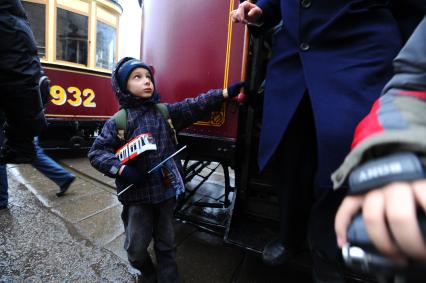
[{"x1": 230, "y1": 0, "x2": 419, "y2": 281}]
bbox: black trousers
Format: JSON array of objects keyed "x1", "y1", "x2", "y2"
[
  {"x1": 121, "y1": 198, "x2": 180, "y2": 283},
  {"x1": 270, "y1": 95, "x2": 347, "y2": 282}
]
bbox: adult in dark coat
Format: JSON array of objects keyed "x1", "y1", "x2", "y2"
[
  {"x1": 231, "y1": 0, "x2": 423, "y2": 281},
  {"x1": 0, "y1": 0, "x2": 46, "y2": 164}
]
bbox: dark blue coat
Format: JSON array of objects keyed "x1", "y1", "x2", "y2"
[
  {"x1": 256, "y1": 0, "x2": 405, "y2": 188},
  {"x1": 0, "y1": 0, "x2": 41, "y2": 85}
]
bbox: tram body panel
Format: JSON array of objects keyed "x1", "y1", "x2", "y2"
[
  {"x1": 44, "y1": 66, "x2": 119, "y2": 121},
  {"x1": 141, "y1": 0, "x2": 245, "y2": 139}
]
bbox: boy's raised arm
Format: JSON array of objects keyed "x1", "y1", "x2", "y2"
[{"x1": 168, "y1": 81, "x2": 244, "y2": 131}]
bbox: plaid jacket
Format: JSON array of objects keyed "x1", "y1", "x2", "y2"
[{"x1": 88, "y1": 89, "x2": 224, "y2": 204}]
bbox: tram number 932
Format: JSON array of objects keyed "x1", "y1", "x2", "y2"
[{"x1": 50, "y1": 85, "x2": 96, "y2": 108}]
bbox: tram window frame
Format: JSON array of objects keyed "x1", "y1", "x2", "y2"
[
  {"x1": 21, "y1": 0, "x2": 121, "y2": 72},
  {"x1": 56, "y1": 8, "x2": 89, "y2": 66},
  {"x1": 21, "y1": 1, "x2": 47, "y2": 59},
  {"x1": 95, "y1": 20, "x2": 117, "y2": 70}
]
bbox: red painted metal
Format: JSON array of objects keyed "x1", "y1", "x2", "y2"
[
  {"x1": 43, "y1": 66, "x2": 119, "y2": 121},
  {"x1": 141, "y1": 0, "x2": 245, "y2": 139}
]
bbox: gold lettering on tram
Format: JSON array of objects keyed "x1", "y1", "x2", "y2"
[{"x1": 50, "y1": 85, "x2": 97, "y2": 108}]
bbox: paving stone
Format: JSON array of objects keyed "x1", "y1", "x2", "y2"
[
  {"x1": 104, "y1": 233, "x2": 127, "y2": 261},
  {"x1": 10, "y1": 164, "x2": 48, "y2": 184},
  {"x1": 0, "y1": 173, "x2": 135, "y2": 282},
  {"x1": 9, "y1": 166, "x2": 102, "y2": 208},
  {"x1": 51, "y1": 191, "x2": 119, "y2": 223},
  {"x1": 76, "y1": 204, "x2": 124, "y2": 246},
  {"x1": 59, "y1": 158, "x2": 116, "y2": 187}
]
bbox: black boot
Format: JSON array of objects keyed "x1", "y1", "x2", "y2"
[
  {"x1": 57, "y1": 176, "x2": 76, "y2": 197},
  {"x1": 262, "y1": 238, "x2": 293, "y2": 266}
]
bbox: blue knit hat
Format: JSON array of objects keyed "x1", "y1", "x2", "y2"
[
  {"x1": 116, "y1": 58, "x2": 155, "y2": 93},
  {"x1": 112, "y1": 57, "x2": 160, "y2": 108}
]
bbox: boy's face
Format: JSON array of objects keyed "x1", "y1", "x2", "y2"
[{"x1": 127, "y1": 67, "x2": 154, "y2": 99}]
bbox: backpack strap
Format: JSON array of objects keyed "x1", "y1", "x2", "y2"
[
  {"x1": 113, "y1": 108, "x2": 127, "y2": 143},
  {"x1": 155, "y1": 103, "x2": 169, "y2": 120},
  {"x1": 156, "y1": 103, "x2": 178, "y2": 145},
  {"x1": 113, "y1": 105, "x2": 177, "y2": 145}
]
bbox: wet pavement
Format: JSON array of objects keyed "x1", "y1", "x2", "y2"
[
  {"x1": 0, "y1": 154, "x2": 314, "y2": 282},
  {"x1": 0, "y1": 166, "x2": 135, "y2": 282}
]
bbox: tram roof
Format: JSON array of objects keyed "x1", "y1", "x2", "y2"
[{"x1": 101, "y1": 0, "x2": 123, "y2": 13}]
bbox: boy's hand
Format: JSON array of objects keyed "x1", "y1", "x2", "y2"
[
  {"x1": 119, "y1": 165, "x2": 145, "y2": 185},
  {"x1": 223, "y1": 81, "x2": 245, "y2": 99}
]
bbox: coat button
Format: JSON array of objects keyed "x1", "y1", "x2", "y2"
[
  {"x1": 301, "y1": 0, "x2": 312, "y2": 8},
  {"x1": 300, "y1": 42, "x2": 310, "y2": 51}
]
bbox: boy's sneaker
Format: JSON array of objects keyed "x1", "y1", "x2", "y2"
[{"x1": 56, "y1": 176, "x2": 76, "y2": 197}]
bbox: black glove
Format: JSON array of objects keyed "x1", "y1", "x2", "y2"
[
  {"x1": 39, "y1": 75, "x2": 51, "y2": 107},
  {"x1": 226, "y1": 81, "x2": 245, "y2": 98},
  {"x1": 119, "y1": 165, "x2": 145, "y2": 185}
]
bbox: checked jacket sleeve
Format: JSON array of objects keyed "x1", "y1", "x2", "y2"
[{"x1": 167, "y1": 89, "x2": 225, "y2": 131}]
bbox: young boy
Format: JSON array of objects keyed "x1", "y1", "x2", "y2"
[{"x1": 88, "y1": 57, "x2": 243, "y2": 282}]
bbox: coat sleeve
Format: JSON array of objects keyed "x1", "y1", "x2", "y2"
[
  {"x1": 331, "y1": 15, "x2": 426, "y2": 189},
  {"x1": 167, "y1": 89, "x2": 225, "y2": 131},
  {"x1": 87, "y1": 118, "x2": 123, "y2": 178}
]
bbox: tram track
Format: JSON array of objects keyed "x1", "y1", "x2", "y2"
[{"x1": 56, "y1": 157, "x2": 117, "y2": 194}]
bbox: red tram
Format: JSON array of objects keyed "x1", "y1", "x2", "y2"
[{"x1": 22, "y1": 0, "x2": 121, "y2": 149}]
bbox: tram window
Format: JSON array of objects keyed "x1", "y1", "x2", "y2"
[
  {"x1": 21, "y1": 2, "x2": 46, "y2": 58},
  {"x1": 96, "y1": 21, "x2": 116, "y2": 70},
  {"x1": 56, "y1": 8, "x2": 88, "y2": 65}
]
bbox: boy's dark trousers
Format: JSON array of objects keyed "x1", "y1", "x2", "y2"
[{"x1": 121, "y1": 198, "x2": 180, "y2": 283}]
